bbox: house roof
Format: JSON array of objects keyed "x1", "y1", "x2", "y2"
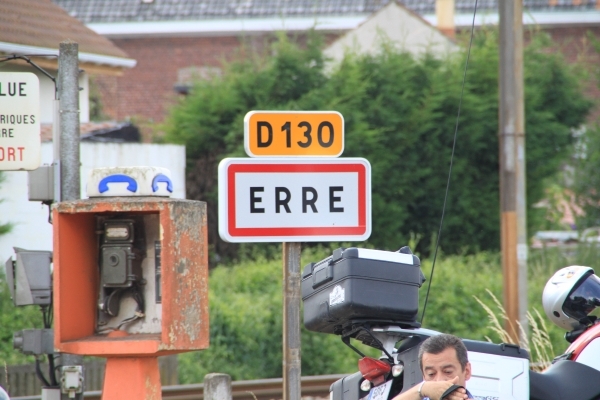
[
  {"x1": 0, "y1": 0, "x2": 135, "y2": 72},
  {"x1": 53, "y1": 0, "x2": 598, "y2": 23},
  {"x1": 410, "y1": 0, "x2": 599, "y2": 13},
  {"x1": 40, "y1": 121, "x2": 140, "y2": 142},
  {"x1": 324, "y1": 1, "x2": 458, "y2": 63}
]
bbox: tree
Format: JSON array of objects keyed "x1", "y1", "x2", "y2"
[
  {"x1": 573, "y1": 124, "x2": 600, "y2": 228},
  {"x1": 162, "y1": 29, "x2": 591, "y2": 262},
  {"x1": 570, "y1": 32, "x2": 600, "y2": 229}
]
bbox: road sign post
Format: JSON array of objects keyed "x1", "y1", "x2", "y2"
[
  {"x1": 283, "y1": 242, "x2": 301, "y2": 400},
  {"x1": 0, "y1": 72, "x2": 41, "y2": 171},
  {"x1": 222, "y1": 110, "x2": 370, "y2": 400}
]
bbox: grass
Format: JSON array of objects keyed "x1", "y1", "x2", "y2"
[
  {"x1": 470, "y1": 242, "x2": 600, "y2": 371},
  {"x1": 474, "y1": 290, "x2": 555, "y2": 371}
]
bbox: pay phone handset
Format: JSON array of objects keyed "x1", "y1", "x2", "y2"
[{"x1": 96, "y1": 217, "x2": 146, "y2": 333}]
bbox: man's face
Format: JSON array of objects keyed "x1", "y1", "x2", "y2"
[{"x1": 421, "y1": 347, "x2": 472, "y2": 387}]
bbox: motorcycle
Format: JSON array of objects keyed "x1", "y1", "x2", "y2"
[{"x1": 301, "y1": 247, "x2": 600, "y2": 400}]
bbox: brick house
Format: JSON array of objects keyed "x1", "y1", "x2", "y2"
[
  {"x1": 0, "y1": 0, "x2": 189, "y2": 268},
  {"x1": 0, "y1": 0, "x2": 136, "y2": 125},
  {"x1": 52, "y1": 0, "x2": 600, "y2": 133}
]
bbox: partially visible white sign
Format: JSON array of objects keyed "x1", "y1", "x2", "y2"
[{"x1": 0, "y1": 73, "x2": 40, "y2": 170}]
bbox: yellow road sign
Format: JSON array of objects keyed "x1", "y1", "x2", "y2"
[{"x1": 244, "y1": 111, "x2": 344, "y2": 157}]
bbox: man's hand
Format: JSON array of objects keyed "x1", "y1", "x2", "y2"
[{"x1": 420, "y1": 376, "x2": 469, "y2": 400}]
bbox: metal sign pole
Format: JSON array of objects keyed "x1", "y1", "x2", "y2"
[{"x1": 283, "y1": 242, "x2": 301, "y2": 400}]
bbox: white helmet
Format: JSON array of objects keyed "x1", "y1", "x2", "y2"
[{"x1": 542, "y1": 266, "x2": 600, "y2": 331}]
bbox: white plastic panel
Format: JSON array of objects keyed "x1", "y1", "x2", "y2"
[
  {"x1": 467, "y1": 351, "x2": 529, "y2": 400},
  {"x1": 575, "y1": 338, "x2": 600, "y2": 372}
]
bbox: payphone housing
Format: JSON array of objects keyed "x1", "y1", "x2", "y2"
[{"x1": 52, "y1": 197, "x2": 208, "y2": 357}]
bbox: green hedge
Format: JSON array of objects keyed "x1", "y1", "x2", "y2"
[{"x1": 178, "y1": 244, "x2": 600, "y2": 383}]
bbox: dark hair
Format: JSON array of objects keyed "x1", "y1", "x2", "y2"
[{"x1": 418, "y1": 334, "x2": 469, "y2": 371}]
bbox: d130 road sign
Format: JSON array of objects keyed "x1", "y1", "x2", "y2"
[
  {"x1": 218, "y1": 158, "x2": 371, "y2": 243},
  {"x1": 0, "y1": 72, "x2": 40, "y2": 171},
  {"x1": 244, "y1": 111, "x2": 344, "y2": 157}
]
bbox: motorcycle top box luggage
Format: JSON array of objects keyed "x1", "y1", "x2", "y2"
[{"x1": 301, "y1": 247, "x2": 425, "y2": 335}]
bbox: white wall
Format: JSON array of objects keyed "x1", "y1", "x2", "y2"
[
  {"x1": 324, "y1": 2, "x2": 458, "y2": 65},
  {"x1": 1, "y1": 64, "x2": 89, "y2": 123},
  {"x1": 0, "y1": 142, "x2": 186, "y2": 262}
]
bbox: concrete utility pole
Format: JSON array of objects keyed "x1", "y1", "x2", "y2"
[
  {"x1": 499, "y1": 0, "x2": 528, "y2": 343},
  {"x1": 282, "y1": 242, "x2": 302, "y2": 400},
  {"x1": 58, "y1": 40, "x2": 81, "y2": 201},
  {"x1": 57, "y1": 40, "x2": 84, "y2": 399}
]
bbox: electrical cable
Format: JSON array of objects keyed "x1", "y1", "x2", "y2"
[
  {"x1": 420, "y1": 0, "x2": 479, "y2": 325},
  {"x1": 38, "y1": 304, "x2": 59, "y2": 386},
  {"x1": 96, "y1": 286, "x2": 146, "y2": 334},
  {"x1": 35, "y1": 357, "x2": 51, "y2": 388},
  {"x1": 41, "y1": 306, "x2": 47, "y2": 328},
  {"x1": 43, "y1": 201, "x2": 53, "y2": 224},
  {"x1": 0, "y1": 55, "x2": 56, "y2": 84},
  {"x1": 47, "y1": 353, "x2": 58, "y2": 387},
  {"x1": 48, "y1": 296, "x2": 53, "y2": 327},
  {"x1": 0, "y1": 54, "x2": 58, "y2": 98}
]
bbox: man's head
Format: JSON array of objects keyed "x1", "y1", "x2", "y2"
[{"x1": 418, "y1": 334, "x2": 471, "y2": 387}]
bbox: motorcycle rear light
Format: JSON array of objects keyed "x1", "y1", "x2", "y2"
[
  {"x1": 360, "y1": 379, "x2": 372, "y2": 392},
  {"x1": 392, "y1": 364, "x2": 404, "y2": 377},
  {"x1": 358, "y1": 357, "x2": 391, "y2": 387}
]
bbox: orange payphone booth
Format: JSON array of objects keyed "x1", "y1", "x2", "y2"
[{"x1": 52, "y1": 167, "x2": 208, "y2": 399}]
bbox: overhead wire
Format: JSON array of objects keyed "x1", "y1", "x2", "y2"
[{"x1": 420, "y1": 0, "x2": 479, "y2": 325}]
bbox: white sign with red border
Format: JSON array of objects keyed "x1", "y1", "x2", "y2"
[{"x1": 218, "y1": 158, "x2": 371, "y2": 243}]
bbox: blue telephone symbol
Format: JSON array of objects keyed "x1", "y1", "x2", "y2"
[
  {"x1": 152, "y1": 174, "x2": 173, "y2": 193},
  {"x1": 98, "y1": 174, "x2": 138, "y2": 193}
]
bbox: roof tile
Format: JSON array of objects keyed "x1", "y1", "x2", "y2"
[
  {"x1": 52, "y1": 0, "x2": 599, "y2": 24},
  {"x1": 0, "y1": 0, "x2": 129, "y2": 58}
]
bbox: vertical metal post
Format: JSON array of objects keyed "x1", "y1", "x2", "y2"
[
  {"x1": 283, "y1": 242, "x2": 301, "y2": 400},
  {"x1": 499, "y1": 0, "x2": 528, "y2": 343},
  {"x1": 57, "y1": 41, "x2": 84, "y2": 399},
  {"x1": 58, "y1": 41, "x2": 80, "y2": 201}
]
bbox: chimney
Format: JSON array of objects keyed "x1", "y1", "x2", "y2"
[{"x1": 436, "y1": 0, "x2": 456, "y2": 39}]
